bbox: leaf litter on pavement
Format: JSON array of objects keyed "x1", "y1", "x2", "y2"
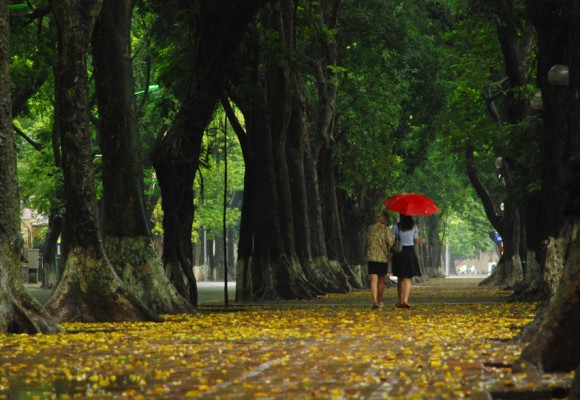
[{"x1": 0, "y1": 278, "x2": 574, "y2": 399}]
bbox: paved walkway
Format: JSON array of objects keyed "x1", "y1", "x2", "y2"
[{"x1": 14, "y1": 277, "x2": 572, "y2": 399}]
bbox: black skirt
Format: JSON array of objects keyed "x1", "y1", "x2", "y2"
[
  {"x1": 368, "y1": 261, "x2": 388, "y2": 275},
  {"x1": 392, "y1": 246, "x2": 421, "y2": 278}
]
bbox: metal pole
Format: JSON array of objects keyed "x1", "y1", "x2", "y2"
[{"x1": 223, "y1": 112, "x2": 229, "y2": 306}]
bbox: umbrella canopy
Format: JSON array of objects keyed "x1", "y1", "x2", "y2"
[{"x1": 383, "y1": 193, "x2": 440, "y2": 216}]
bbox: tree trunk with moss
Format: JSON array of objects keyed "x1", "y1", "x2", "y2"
[
  {"x1": 0, "y1": 2, "x2": 59, "y2": 333},
  {"x1": 44, "y1": 0, "x2": 160, "y2": 323},
  {"x1": 92, "y1": 0, "x2": 191, "y2": 314}
]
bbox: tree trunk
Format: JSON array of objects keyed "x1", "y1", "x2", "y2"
[
  {"x1": 466, "y1": 147, "x2": 524, "y2": 287},
  {"x1": 41, "y1": 82, "x2": 64, "y2": 290},
  {"x1": 40, "y1": 205, "x2": 63, "y2": 289},
  {"x1": 0, "y1": 2, "x2": 59, "y2": 333},
  {"x1": 515, "y1": 0, "x2": 576, "y2": 303},
  {"x1": 479, "y1": 201, "x2": 524, "y2": 288},
  {"x1": 91, "y1": 0, "x2": 191, "y2": 314},
  {"x1": 151, "y1": 0, "x2": 265, "y2": 306},
  {"x1": 233, "y1": 110, "x2": 257, "y2": 302},
  {"x1": 337, "y1": 190, "x2": 367, "y2": 284},
  {"x1": 528, "y1": 1, "x2": 570, "y2": 240},
  {"x1": 45, "y1": 0, "x2": 160, "y2": 322},
  {"x1": 232, "y1": 0, "x2": 357, "y2": 300},
  {"x1": 468, "y1": 2, "x2": 532, "y2": 289},
  {"x1": 513, "y1": 0, "x2": 580, "y2": 377},
  {"x1": 287, "y1": 72, "x2": 340, "y2": 295},
  {"x1": 318, "y1": 148, "x2": 359, "y2": 288},
  {"x1": 236, "y1": 0, "x2": 355, "y2": 301},
  {"x1": 515, "y1": 217, "x2": 580, "y2": 373},
  {"x1": 423, "y1": 215, "x2": 444, "y2": 277}
]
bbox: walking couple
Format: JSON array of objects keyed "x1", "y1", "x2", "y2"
[{"x1": 365, "y1": 211, "x2": 421, "y2": 309}]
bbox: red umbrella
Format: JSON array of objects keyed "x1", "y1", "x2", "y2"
[{"x1": 383, "y1": 193, "x2": 440, "y2": 216}]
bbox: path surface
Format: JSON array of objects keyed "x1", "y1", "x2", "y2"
[
  {"x1": 6, "y1": 277, "x2": 572, "y2": 399},
  {"x1": 197, "y1": 276, "x2": 509, "y2": 306}
]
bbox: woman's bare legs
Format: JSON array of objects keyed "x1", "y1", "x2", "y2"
[
  {"x1": 370, "y1": 274, "x2": 385, "y2": 308},
  {"x1": 376, "y1": 275, "x2": 385, "y2": 305},
  {"x1": 397, "y1": 279, "x2": 404, "y2": 305},
  {"x1": 402, "y1": 278, "x2": 412, "y2": 306}
]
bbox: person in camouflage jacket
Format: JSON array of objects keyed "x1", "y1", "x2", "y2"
[{"x1": 365, "y1": 211, "x2": 395, "y2": 309}]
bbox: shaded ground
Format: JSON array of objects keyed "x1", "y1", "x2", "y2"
[
  {"x1": 2, "y1": 278, "x2": 573, "y2": 399},
  {"x1": 26, "y1": 281, "x2": 237, "y2": 306}
]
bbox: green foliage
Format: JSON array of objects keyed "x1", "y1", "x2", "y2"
[
  {"x1": 405, "y1": 140, "x2": 496, "y2": 257},
  {"x1": 194, "y1": 109, "x2": 244, "y2": 241},
  {"x1": 147, "y1": 106, "x2": 245, "y2": 242},
  {"x1": 16, "y1": 123, "x2": 62, "y2": 216},
  {"x1": 11, "y1": 0, "x2": 541, "y2": 274},
  {"x1": 133, "y1": 0, "x2": 196, "y2": 99},
  {"x1": 434, "y1": 0, "x2": 541, "y2": 214},
  {"x1": 335, "y1": 0, "x2": 453, "y2": 198},
  {"x1": 446, "y1": 208, "x2": 496, "y2": 261}
]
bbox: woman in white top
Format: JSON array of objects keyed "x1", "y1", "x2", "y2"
[{"x1": 391, "y1": 214, "x2": 422, "y2": 308}]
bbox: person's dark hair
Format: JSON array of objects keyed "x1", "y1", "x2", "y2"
[
  {"x1": 376, "y1": 211, "x2": 390, "y2": 225},
  {"x1": 398, "y1": 214, "x2": 415, "y2": 231}
]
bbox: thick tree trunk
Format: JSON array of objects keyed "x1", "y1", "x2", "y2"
[
  {"x1": 45, "y1": 0, "x2": 160, "y2": 322},
  {"x1": 312, "y1": 0, "x2": 359, "y2": 290},
  {"x1": 528, "y1": 1, "x2": 570, "y2": 240},
  {"x1": 91, "y1": 0, "x2": 191, "y2": 314},
  {"x1": 337, "y1": 189, "x2": 375, "y2": 285},
  {"x1": 234, "y1": 0, "x2": 352, "y2": 301},
  {"x1": 515, "y1": 217, "x2": 580, "y2": 373},
  {"x1": 287, "y1": 73, "x2": 340, "y2": 295},
  {"x1": 92, "y1": 0, "x2": 148, "y2": 238},
  {"x1": 151, "y1": 0, "x2": 265, "y2": 306},
  {"x1": 318, "y1": 149, "x2": 359, "y2": 288},
  {"x1": 152, "y1": 130, "x2": 199, "y2": 304},
  {"x1": 0, "y1": 2, "x2": 59, "y2": 333},
  {"x1": 514, "y1": 0, "x2": 580, "y2": 377}
]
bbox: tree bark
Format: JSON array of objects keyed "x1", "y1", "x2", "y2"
[
  {"x1": 515, "y1": 217, "x2": 580, "y2": 373},
  {"x1": 40, "y1": 203, "x2": 63, "y2": 289},
  {"x1": 466, "y1": 147, "x2": 524, "y2": 287},
  {"x1": 0, "y1": 2, "x2": 59, "y2": 333},
  {"x1": 516, "y1": 0, "x2": 577, "y2": 305},
  {"x1": 232, "y1": 0, "x2": 356, "y2": 301},
  {"x1": 40, "y1": 71, "x2": 64, "y2": 290},
  {"x1": 513, "y1": 0, "x2": 580, "y2": 376},
  {"x1": 45, "y1": 0, "x2": 160, "y2": 322},
  {"x1": 151, "y1": 0, "x2": 265, "y2": 307},
  {"x1": 337, "y1": 187, "x2": 378, "y2": 285},
  {"x1": 91, "y1": 0, "x2": 191, "y2": 314},
  {"x1": 469, "y1": 2, "x2": 532, "y2": 289}
]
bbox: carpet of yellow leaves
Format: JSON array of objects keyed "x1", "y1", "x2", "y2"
[{"x1": 0, "y1": 278, "x2": 573, "y2": 399}]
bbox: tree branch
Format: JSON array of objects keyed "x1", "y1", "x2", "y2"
[
  {"x1": 465, "y1": 144, "x2": 503, "y2": 233},
  {"x1": 14, "y1": 126, "x2": 42, "y2": 151},
  {"x1": 220, "y1": 95, "x2": 249, "y2": 159}
]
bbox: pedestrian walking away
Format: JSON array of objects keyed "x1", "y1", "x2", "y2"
[
  {"x1": 365, "y1": 211, "x2": 395, "y2": 309},
  {"x1": 391, "y1": 214, "x2": 421, "y2": 308}
]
